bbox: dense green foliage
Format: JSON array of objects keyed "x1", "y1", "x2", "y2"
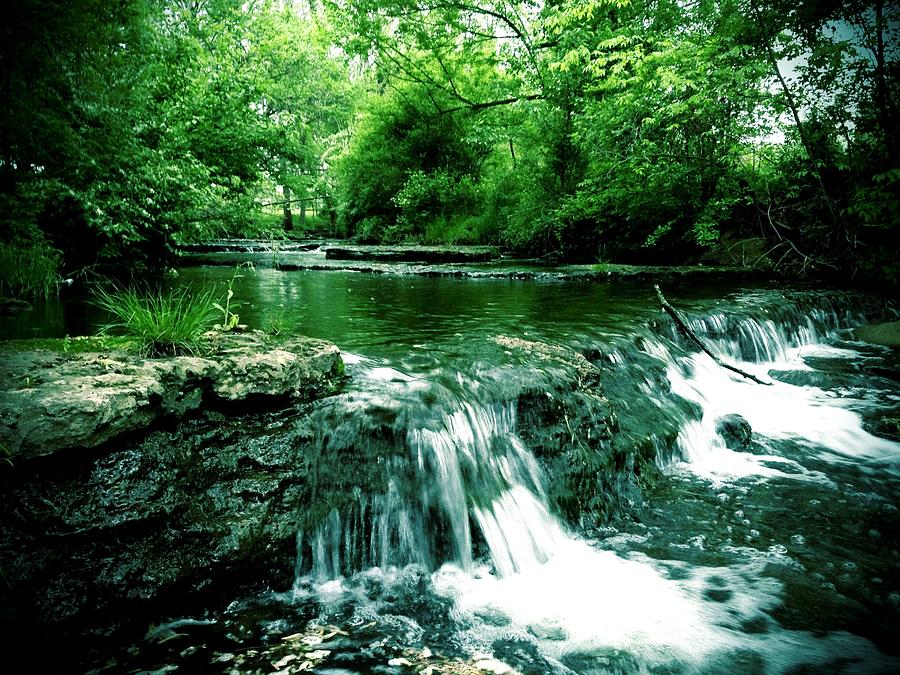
[{"x1": 1, "y1": 0, "x2": 897, "y2": 285}]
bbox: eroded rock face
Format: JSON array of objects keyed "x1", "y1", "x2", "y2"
[{"x1": 0, "y1": 333, "x2": 343, "y2": 458}]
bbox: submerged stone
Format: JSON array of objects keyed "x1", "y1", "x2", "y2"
[
  {"x1": 527, "y1": 620, "x2": 568, "y2": 641},
  {"x1": 0, "y1": 297, "x2": 32, "y2": 315},
  {"x1": 325, "y1": 244, "x2": 500, "y2": 264},
  {"x1": 714, "y1": 414, "x2": 752, "y2": 451}
]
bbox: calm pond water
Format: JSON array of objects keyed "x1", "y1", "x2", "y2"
[{"x1": 5, "y1": 266, "x2": 900, "y2": 673}]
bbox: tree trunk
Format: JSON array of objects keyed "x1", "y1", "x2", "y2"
[
  {"x1": 748, "y1": 0, "x2": 840, "y2": 231},
  {"x1": 873, "y1": 0, "x2": 896, "y2": 157},
  {"x1": 299, "y1": 198, "x2": 307, "y2": 228},
  {"x1": 282, "y1": 185, "x2": 294, "y2": 231}
]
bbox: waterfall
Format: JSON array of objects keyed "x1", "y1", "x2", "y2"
[
  {"x1": 299, "y1": 293, "x2": 896, "y2": 582},
  {"x1": 298, "y1": 399, "x2": 566, "y2": 581},
  {"x1": 289, "y1": 290, "x2": 897, "y2": 673}
]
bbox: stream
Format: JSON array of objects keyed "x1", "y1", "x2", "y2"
[{"x1": 4, "y1": 267, "x2": 900, "y2": 674}]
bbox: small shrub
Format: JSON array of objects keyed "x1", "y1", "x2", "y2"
[{"x1": 92, "y1": 285, "x2": 218, "y2": 357}]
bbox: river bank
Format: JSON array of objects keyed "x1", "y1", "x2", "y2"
[{"x1": 0, "y1": 271, "x2": 898, "y2": 673}]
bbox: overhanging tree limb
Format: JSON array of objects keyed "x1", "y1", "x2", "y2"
[{"x1": 654, "y1": 285, "x2": 772, "y2": 386}]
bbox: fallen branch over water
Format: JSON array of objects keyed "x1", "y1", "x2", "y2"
[{"x1": 654, "y1": 284, "x2": 772, "y2": 386}]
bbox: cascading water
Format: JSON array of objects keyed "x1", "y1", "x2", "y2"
[
  {"x1": 51, "y1": 276, "x2": 897, "y2": 674},
  {"x1": 298, "y1": 394, "x2": 567, "y2": 583},
  {"x1": 640, "y1": 296, "x2": 900, "y2": 477},
  {"x1": 290, "y1": 292, "x2": 899, "y2": 673}
]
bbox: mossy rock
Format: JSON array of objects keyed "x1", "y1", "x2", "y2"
[{"x1": 854, "y1": 320, "x2": 900, "y2": 348}]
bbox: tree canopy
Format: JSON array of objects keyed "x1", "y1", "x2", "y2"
[{"x1": 1, "y1": 0, "x2": 897, "y2": 286}]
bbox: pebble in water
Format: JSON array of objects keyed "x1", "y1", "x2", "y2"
[{"x1": 790, "y1": 534, "x2": 806, "y2": 546}]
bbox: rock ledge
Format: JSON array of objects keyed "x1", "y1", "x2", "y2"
[{"x1": 0, "y1": 333, "x2": 343, "y2": 459}]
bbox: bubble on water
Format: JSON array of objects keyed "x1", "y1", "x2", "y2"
[
  {"x1": 717, "y1": 493, "x2": 730, "y2": 503},
  {"x1": 790, "y1": 534, "x2": 806, "y2": 546},
  {"x1": 842, "y1": 561, "x2": 858, "y2": 571},
  {"x1": 688, "y1": 535, "x2": 706, "y2": 550},
  {"x1": 886, "y1": 592, "x2": 900, "y2": 608},
  {"x1": 749, "y1": 529, "x2": 760, "y2": 539},
  {"x1": 734, "y1": 510, "x2": 744, "y2": 519},
  {"x1": 768, "y1": 545, "x2": 788, "y2": 555},
  {"x1": 868, "y1": 529, "x2": 881, "y2": 539},
  {"x1": 872, "y1": 577, "x2": 883, "y2": 584},
  {"x1": 809, "y1": 500, "x2": 821, "y2": 508}
]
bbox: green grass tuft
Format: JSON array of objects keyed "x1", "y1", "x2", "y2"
[
  {"x1": 0, "y1": 242, "x2": 60, "y2": 299},
  {"x1": 262, "y1": 306, "x2": 300, "y2": 337},
  {"x1": 92, "y1": 285, "x2": 218, "y2": 357}
]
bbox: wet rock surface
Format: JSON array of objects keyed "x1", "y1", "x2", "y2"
[
  {"x1": 174, "y1": 241, "x2": 770, "y2": 283},
  {"x1": 175, "y1": 238, "x2": 325, "y2": 253},
  {"x1": 715, "y1": 414, "x2": 753, "y2": 451},
  {"x1": 0, "y1": 337, "x2": 641, "y2": 670},
  {"x1": 0, "y1": 400, "x2": 337, "y2": 663},
  {"x1": 493, "y1": 336, "x2": 665, "y2": 526},
  {"x1": 854, "y1": 319, "x2": 900, "y2": 348},
  {"x1": 0, "y1": 333, "x2": 344, "y2": 458}
]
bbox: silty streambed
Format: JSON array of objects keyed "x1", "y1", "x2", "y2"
[{"x1": 3, "y1": 268, "x2": 900, "y2": 673}]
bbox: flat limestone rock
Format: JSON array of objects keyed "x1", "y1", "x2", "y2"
[
  {"x1": 324, "y1": 244, "x2": 500, "y2": 263},
  {"x1": 0, "y1": 333, "x2": 343, "y2": 459}
]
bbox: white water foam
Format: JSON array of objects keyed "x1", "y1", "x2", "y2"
[
  {"x1": 437, "y1": 537, "x2": 899, "y2": 673},
  {"x1": 637, "y1": 319, "x2": 900, "y2": 482},
  {"x1": 676, "y1": 354, "x2": 898, "y2": 475}
]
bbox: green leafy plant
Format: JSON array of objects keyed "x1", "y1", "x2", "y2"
[
  {"x1": 213, "y1": 264, "x2": 253, "y2": 331},
  {"x1": 92, "y1": 285, "x2": 218, "y2": 357},
  {"x1": 263, "y1": 306, "x2": 300, "y2": 336},
  {"x1": 213, "y1": 287, "x2": 240, "y2": 331}
]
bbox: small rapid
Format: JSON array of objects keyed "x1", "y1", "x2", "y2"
[{"x1": 281, "y1": 290, "x2": 899, "y2": 673}]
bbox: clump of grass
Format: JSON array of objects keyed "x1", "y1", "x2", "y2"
[
  {"x1": 92, "y1": 285, "x2": 218, "y2": 357},
  {"x1": 262, "y1": 306, "x2": 300, "y2": 337},
  {"x1": 0, "y1": 242, "x2": 60, "y2": 299}
]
